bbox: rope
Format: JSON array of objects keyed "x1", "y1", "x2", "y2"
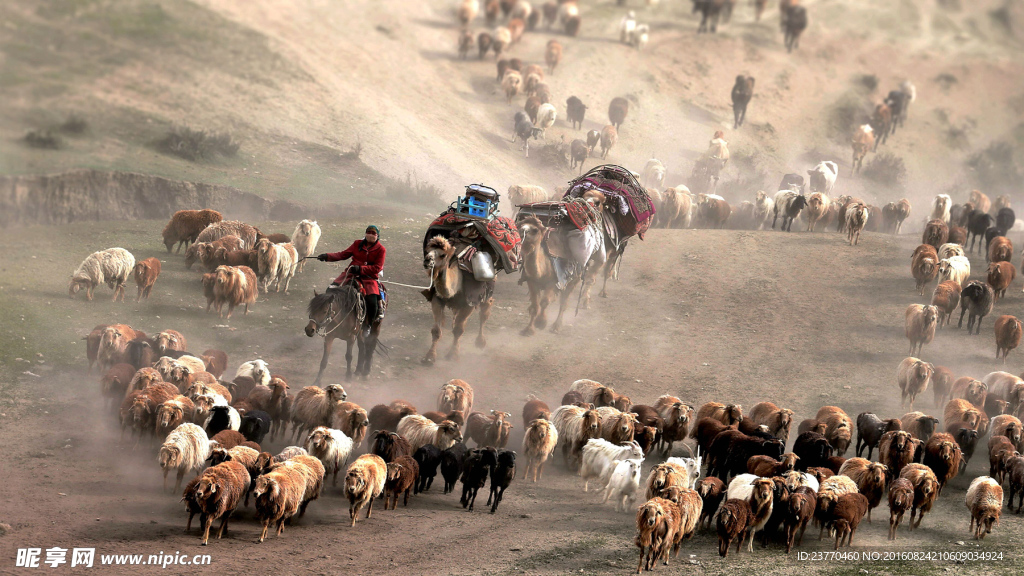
[{"x1": 380, "y1": 263, "x2": 435, "y2": 291}]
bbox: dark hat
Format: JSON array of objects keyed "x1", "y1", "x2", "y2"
[{"x1": 365, "y1": 225, "x2": 380, "y2": 235}]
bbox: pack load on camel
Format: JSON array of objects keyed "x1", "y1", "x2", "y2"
[
  {"x1": 512, "y1": 165, "x2": 656, "y2": 334},
  {"x1": 419, "y1": 185, "x2": 523, "y2": 363}
]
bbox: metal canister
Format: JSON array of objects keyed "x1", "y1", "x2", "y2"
[{"x1": 471, "y1": 250, "x2": 495, "y2": 281}]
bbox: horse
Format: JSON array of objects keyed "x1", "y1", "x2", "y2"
[{"x1": 304, "y1": 282, "x2": 380, "y2": 383}]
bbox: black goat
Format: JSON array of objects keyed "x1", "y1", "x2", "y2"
[
  {"x1": 239, "y1": 410, "x2": 271, "y2": 445},
  {"x1": 486, "y1": 449, "x2": 516, "y2": 513},
  {"x1": 793, "y1": 431, "x2": 833, "y2": 471},
  {"x1": 460, "y1": 447, "x2": 497, "y2": 511},
  {"x1": 442, "y1": 442, "x2": 469, "y2": 494},
  {"x1": 413, "y1": 445, "x2": 442, "y2": 494}
]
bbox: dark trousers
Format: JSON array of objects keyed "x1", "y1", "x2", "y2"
[{"x1": 364, "y1": 295, "x2": 381, "y2": 325}]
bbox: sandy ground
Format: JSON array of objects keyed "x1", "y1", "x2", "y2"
[{"x1": 2, "y1": 215, "x2": 1024, "y2": 575}]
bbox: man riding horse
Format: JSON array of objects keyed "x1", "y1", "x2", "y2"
[{"x1": 317, "y1": 224, "x2": 387, "y2": 337}]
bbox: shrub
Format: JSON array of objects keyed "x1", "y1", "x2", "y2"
[
  {"x1": 23, "y1": 129, "x2": 61, "y2": 149},
  {"x1": 966, "y1": 141, "x2": 1022, "y2": 194},
  {"x1": 385, "y1": 172, "x2": 444, "y2": 207},
  {"x1": 862, "y1": 152, "x2": 906, "y2": 188},
  {"x1": 157, "y1": 126, "x2": 239, "y2": 161},
  {"x1": 856, "y1": 74, "x2": 879, "y2": 93},
  {"x1": 718, "y1": 150, "x2": 768, "y2": 198},
  {"x1": 59, "y1": 115, "x2": 88, "y2": 135}
]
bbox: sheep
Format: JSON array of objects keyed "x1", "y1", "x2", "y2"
[
  {"x1": 594, "y1": 124, "x2": 617, "y2": 160},
  {"x1": 784, "y1": 486, "x2": 816, "y2": 553},
  {"x1": 696, "y1": 477, "x2": 726, "y2": 530},
  {"x1": 798, "y1": 418, "x2": 827, "y2": 435},
  {"x1": 830, "y1": 493, "x2": 869, "y2": 549},
  {"x1": 130, "y1": 257, "x2": 162, "y2": 302},
  {"x1": 522, "y1": 418, "x2": 557, "y2": 483},
  {"x1": 838, "y1": 458, "x2": 886, "y2": 522},
  {"x1": 159, "y1": 423, "x2": 211, "y2": 493},
  {"x1": 905, "y1": 304, "x2": 939, "y2": 355},
  {"x1": 521, "y1": 395, "x2": 550, "y2": 427},
  {"x1": 653, "y1": 396, "x2": 693, "y2": 455},
  {"x1": 331, "y1": 401, "x2": 369, "y2": 447},
  {"x1": 721, "y1": 476, "x2": 774, "y2": 551},
  {"x1": 697, "y1": 402, "x2": 743, "y2": 426},
  {"x1": 596, "y1": 406, "x2": 638, "y2": 445},
  {"x1": 881, "y1": 476, "x2": 915, "y2": 541},
  {"x1": 287, "y1": 219, "x2": 321, "y2": 272},
  {"x1": 507, "y1": 185, "x2": 548, "y2": 212},
  {"x1": 485, "y1": 449, "x2": 516, "y2": 513},
  {"x1": 303, "y1": 426, "x2": 353, "y2": 487},
  {"x1": 843, "y1": 202, "x2": 869, "y2": 245},
  {"x1": 896, "y1": 357, "x2": 933, "y2": 410},
  {"x1": 457, "y1": 0, "x2": 478, "y2": 25},
  {"x1": 370, "y1": 430, "x2": 412, "y2": 464},
  {"x1": 204, "y1": 405, "x2": 241, "y2": 437},
  {"x1": 441, "y1": 442, "x2": 469, "y2": 494},
  {"x1": 636, "y1": 497, "x2": 676, "y2": 570},
  {"x1": 856, "y1": 413, "x2": 901, "y2": 460},
  {"x1": 501, "y1": 69, "x2": 522, "y2": 104},
  {"x1": 368, "y1": 401, "x2": 418, "y2": 438},
  {"x1": 814, "y1": 475, "x2": 858, "y2": 540},
  {"x1": 580, "y1": 438, "x2": 644, "y2": 492},
  {"x1": 928, "y1": 194, "x2": 952, "y2": 224},
  {"x1": 196, "y1": 220, "x2": 259, "y2": 249},
  {"x1": 956, "y1": 280, "x2": 995, "y2": 336},
  {"x1": 160, "y1": 209, "x2": 222, "y2": 253},
  {"x1": 896, "y1": 463, "x2": 939, "y2": 530},
  {"x1": 944, "y1": 397, "x2": 987, "y2": 435},
  {"x1": 100, "y1": 363, "x2": 136, "y2": 408},
  {"x1": 543, "y1": 38, "x2": 562, "y2": 73},
  {"x1": 646, "y1": 460, "x2": 691, "y2": 501},
  {"x1": 383, "y1": 455, "x2": 419, "y2": 510},
  {"x1": 984, "y1": 262, "x2": 1015, "y2": 303},
  {"x1": 965, "y1": 476, "x2": 1003, "y2": 540},
  {"x1": 551, "y1": 405, "x2": 601, "y2": 470},
  {"x1": 252, "y1": 464, "x2": 306, "y2": 542},
  {"x1": 983, "y1": 371, "x2": 1024, "y2": 413},
  {"x1": 991, "y1": 414, "x2": 1024, "y2": 451},
  {"x1": 951, "y1": 377, "x2": 988, "y2": 410},
  {"x1": 438, "y1": 379, "x2": 474, "y2": 415},
  {"x1": 619, "y1": 10, "x2": 636, "y2": 43},
  {"x1": 911, "y1": 247, "x2": 939, "y2": 295},
  {"x1": 564, "y1": 96, "x2": 588, "y2": 131},
  {"x1": 409, "y1": 444, "x2": 441, "y2": 496},
  {"x1": 421, "y1": 410, "x2": 466, "y2": 427},
  {"x1": 992, "y1": 315, "x2": 1023, "y2": 363},
  {"x1": 212, "y1": 265, "x2": 258, "y2": 318},
  {"x1": 192, "y1": 460, "x2": 249, "y2": 546},
  {"x1": 156, "y1": 396, "x2": 196, "y2": 439},
  {"x1": 69, "y1": 248, "x2": 135, "y2": 302},
  {"x1": 1006, "y1": 455, "x2": 1024, "y2": 512},
  {"x1": 931, "y1": 280, "x2": 962, "y2": 328},
  {"x1": 789, "y1": 431, "x2": 830, "y2": 472},
  {"x1": 291, "y1": 384, "x2": 347, "y2": 440},
  {"x1": 398, "y1": 415, "x2": 463, "y2": 453},
  {"x1": 344, "y1": 454, "x2": 387, "y2": 526},
  {"x1": 708, "y1": 429, "x2": 784, "y2": 481},
  {"x1": 460, "y1": 447, "x2": 498, "y2": 511},
  {"x1": 816, "y1": 406, "x2": 853, "y2": 457},
  {"x1": 716, "y1": 498, "x2": 751, "y2": 558},
  {"x1": 748, "y1": 453, "x2": 799, "y2": 477},
  {"x1": 923, "y1": 432, "x2": 963, "y2": 494},
  {"x1": 466, "y1": 410, "x2": 512, "y2": 448},
  {"x1": 989, "y1": 435, "x2": 1016, "y2": 483}
]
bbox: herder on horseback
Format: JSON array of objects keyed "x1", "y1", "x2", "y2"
[
  {"x1": 317, "y1": 224, "x2": 387, "y2": 338},
  {"x1": 304, "y1": 225, "x2": 386, "y2": 383}
]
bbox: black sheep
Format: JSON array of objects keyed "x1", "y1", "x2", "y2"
[
  {"x1": 855, "y1": 413, "x2": 902, "y2": 460},
  {"x1": 984, "y1": 227, "x2": 1005, "y2": 251},
  {"x1": 460, "y1": 447, "x2": 497, "y2": 511},
  {"x1": 413, "y1": 444, "x2": 443, "y2": 494},
  {"x1": 793, "y1": 431, "x2": 833, "y2": 471},
  {"x1": 204, "y1": 405, "x2": 235, "y2": 437},
  {"x1": 441, "y1": 442, "x2": 469, "y2": 494},
  {"x1": 967, "y1": 211, "x2": 994, "y2": 253},
  {"x1": 486, "y1": 449, "x2": 516, "y2": 514},
  {"x1": 239, "y1": 410, "x2": 271, "y2": 444},
  {"x1": 996, "y1": 207, "x2": 1015, "y2": 234},
  {"x1": 370, "y1": 430, "x2": 411, "y2": 464},
  {"x1": 954, "y1": 427, "x2": 980, "y2": 469},
  {"x1": 709, "y1": 429, "x2": 784, "y2": 480},
  {"x1": 126, "y1": 338, "x2": 155, "y2": 370},
  {"x1": 958, "y1": 281, "x2": 995, "y2": 335}
]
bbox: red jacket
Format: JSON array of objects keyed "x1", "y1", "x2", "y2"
[{"x1": 325, "y1": 240, "x2": 386, "y2": 295}]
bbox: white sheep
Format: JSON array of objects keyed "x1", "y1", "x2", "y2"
[
  {"x1": 782, "y1": 470, "x2": 820, "y2": 493},
  {"x1": 642, "y1": 159, "x2": 666, "y2": 189},
  {"x1": 291, "y1": 220, "x2": 322, "y2": 271},
  {"x1": 807, "y1": 161, "x2": 838, "y2": 194},
  {"x1": 632, "y1": 23, "x2": 649, "y2": 50},
  {"x1": 931, "y1": 194, "x2": 952, "y2": 225},
  {"x1": 602, "y1": 458, "x2": 642, "y2": 511},
  {"x1": 725, "y1": 473, "x2": 761, "y2": 501},
  {"x1": 69, "y1": 247, "x2": 135, "y2": 301},
  {"x1": 159, "y1": 423, "x2": 210, "y2": 493},
  {"x1": 304, "y1": 426, "x2": 354, "y2": 487},
  {"x1": 938, "y1": 255, "x2": 970, "y2": 286},
  {"x1": 667, "y1": 453, "x2": 701, "y2": 489},
  {"x1": 535, "y1": 103, "x2": 556, "y2": 137},
  {"x1": 619, "y1": 10, "x2": 636, "y2": 43},
  {"x1": 938, "y1": 243, "x2": 965, "y2": 260},
  {"x1": 579, "y1": 438, "x2": 644, "y2": 492},
  {"x1": 508, "y1": 185, "x2": 548, "y2": 213},
  {"x1": 754, "y1": 191, "x2": 774, "y2": 230},
  {"x1": 236, "y1": 359, "x2": 271, "y2": 387}
]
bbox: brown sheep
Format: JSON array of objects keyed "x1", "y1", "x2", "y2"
[
  {"x1": 831, "y1": 493, "x2": 869, "y2": 549},
  {"x1": 599, "y1": 125, "x2": 617, "y2": 159},
  {"x1": 100, "y1": 363, "x2": 136, "y2": 408},
  {"x1": 194, "y1": 460, "x2": 249, "y2": 545},
  {"x1": 816, "y1": 406, "x2": 853, "y2": 456},
  {"x1": 467, "y1": 410, "x2": 513, "y2": 448},
  {"x1": 966, "y1": 476, "x2": 1003, "y2": 540},
  {"x1": 545, "y1": 39, "x2": 562, "y2": 73},
  {"x1": 211, "y1": 247, "x2": 259, "y2": 270},
  {"x1": 931, "y1": 366, "x2": 955, "y2": 407},
  {"x1": 211, "y1": 429, "x2": 247, "y2": 450},
  {"x1": 345, "y1": 454, "x2": 387, "y2": 526},
  {"x1": 951, "y1": 378, "x2": 988, "y2": 409},
  {"x1": 905, "y1": 304, "x2": 939, "y2": 355},
  {"x1": 923, "y1": 432, "x2": 963, "y2": 494},
  {"x1": 421, "y1": 410, "x2": 466, "y2": 427},
  {"x1": 132, "y1": 257, "x2": 161, "y2": 302},
  {"x1": 522, "y1": 395, "x2": 551, "y2": 427},
  {"x1": 693, "y1": 417, "x2": 733, "y2": 456},
  {"x1": 654, "y1": 395, "x2": 693, "y2": 455},
  {"x1": 162, "y1": 209, "x2": 223, "y2": 253},
  {"x1": 815, "y1": 475, "x2": 859, "y2": 540},
  {"x1": 569, "y1": 379, "x2": 617, "y2": 407},
  {"x1": 988, "y1": 236, "x2": 1013, "y2": 263},
  {"x1": 1006, "y1": 455, "x2": 1024, "y2": 512},
  {"x1": 878, "y1": 430, "x2": 915, "y2": 478},
  {"x1": 897, "y1": 357, "x2": 933, "y2": 410},
  {"x1": 596, "y1": 406, "x2": 637, "y2": 445},
  {"x1": 716, "y1": 498, "x2": 751, "y2": 558},
  {"x1": 698, "y1": 402, "x2": 744, "y2": 426},
  {"x1": 837, "y1": 458, "x2": 887, "y2": 522},
  {"x1": 212, "y1": 265, "x2": 258, "y2": 319},
  {"x1": 901, "y1": 464, "x2": 940, "y2": 529},
  {"x1": 200, "y1": 349, "x2": 228, "y2": 379},
  {"x1": 291, "y1": 384, "x2": 347, "y2": 441},
  {"x1": 797, "y1": 419, "x2": 828, "y2": 435},
  {"x1": 945, "y1": 398, "x2": 986, "y2": 435},
  {"x1": 608, "y1": 96, "x2": 629, "y2": 129},
  {"x1": 645, "y1": 461, "x2": 690, "y2": 500},
  {"x1": 988, "y1": 435, "x2": 1016, "y2": 483},
  {"x1": 991, "y1": 414, "x2": 1024, "y2": 452},
  {"x1": 252, "y1": 464, "x2": 305, "y2": 542},
  {"x1": 635, "y1": 498, "x2": 676, "y2": 572},
  {"x1": 384, "y1": 455, "x2": 419, "y2": 510},
  {"x1": 522, "y1": 418, "x2": 558, "y2": 482},
  {"x1": 931, "y1": 280, "x2": 962, "y2": 328},
  {"x1": 332, "y1": 401, "x2": 370, "y2": 447},
  {"x1": 747, "y1": 453, "x2": 799, "y2": 477},
  {"x1": 901, "y1": 411, "x2": 941, "y2": 443},
  {"x1": 911, "y1": 246, "x2": 938, "y2": 295},
  {"x1": 156, "y1": 395, "x2": 197, "y2": 438},
  {"x1": 988, "y1": 261, "x2": 1016, "y2": 301},
  {"x1": 785, "y1": 486, "x2": 816, "y2": 553},
  {"x1": 922, "y1": 218, "x2": 949, "y2": 250},
  {"x1": 995, "y1": 315, "x2": 1023, "y2": 363},
  {"x1": 887, "y1": 477, "x2": 914, "y2": 540},
  {"x1": 748, "y1": 402, "x2": 795, "y2": 443},
  {"x1": 948, "y1": 225, "x2": 968, "y2": 245},
  {"x1": 368, "y1": 401, "x2": 418, "y2": 437},
  {"x1": 438, "y1": 379, "x2": 474, "y2": 415},
  {"x1": 201, "y1": 272, "x2": 217, "y2": 312},
  {"x1": 697, "y1": 477, "x2": 726, "y2": 530}
]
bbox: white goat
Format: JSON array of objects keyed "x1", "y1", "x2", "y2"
[
  {"x1": 580, "y1": 438, "x2": 644, "y2": 492},
  {"x1": 602, "y1": 459, "x2": 643, "y2": 511}
]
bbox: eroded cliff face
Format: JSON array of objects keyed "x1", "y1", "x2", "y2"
[{"x1": 0, "y1": 170, "x2": 341, "y2": 226}]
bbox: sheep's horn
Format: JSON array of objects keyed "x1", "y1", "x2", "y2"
[{"x1": 682, "y1": 442, "x2": 695, "y2": 458}]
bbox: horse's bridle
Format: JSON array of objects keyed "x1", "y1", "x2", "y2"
[{"x1": 311, "y1": 300, "x2": 338, "y2": 337}]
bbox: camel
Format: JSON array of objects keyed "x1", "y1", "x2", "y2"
[
  {"x1": 421, "y1": 236, "x2": 494, "y2": 364},
  {"x1": 517, "y1": 216, "x2": 559, "y2": 336}
]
